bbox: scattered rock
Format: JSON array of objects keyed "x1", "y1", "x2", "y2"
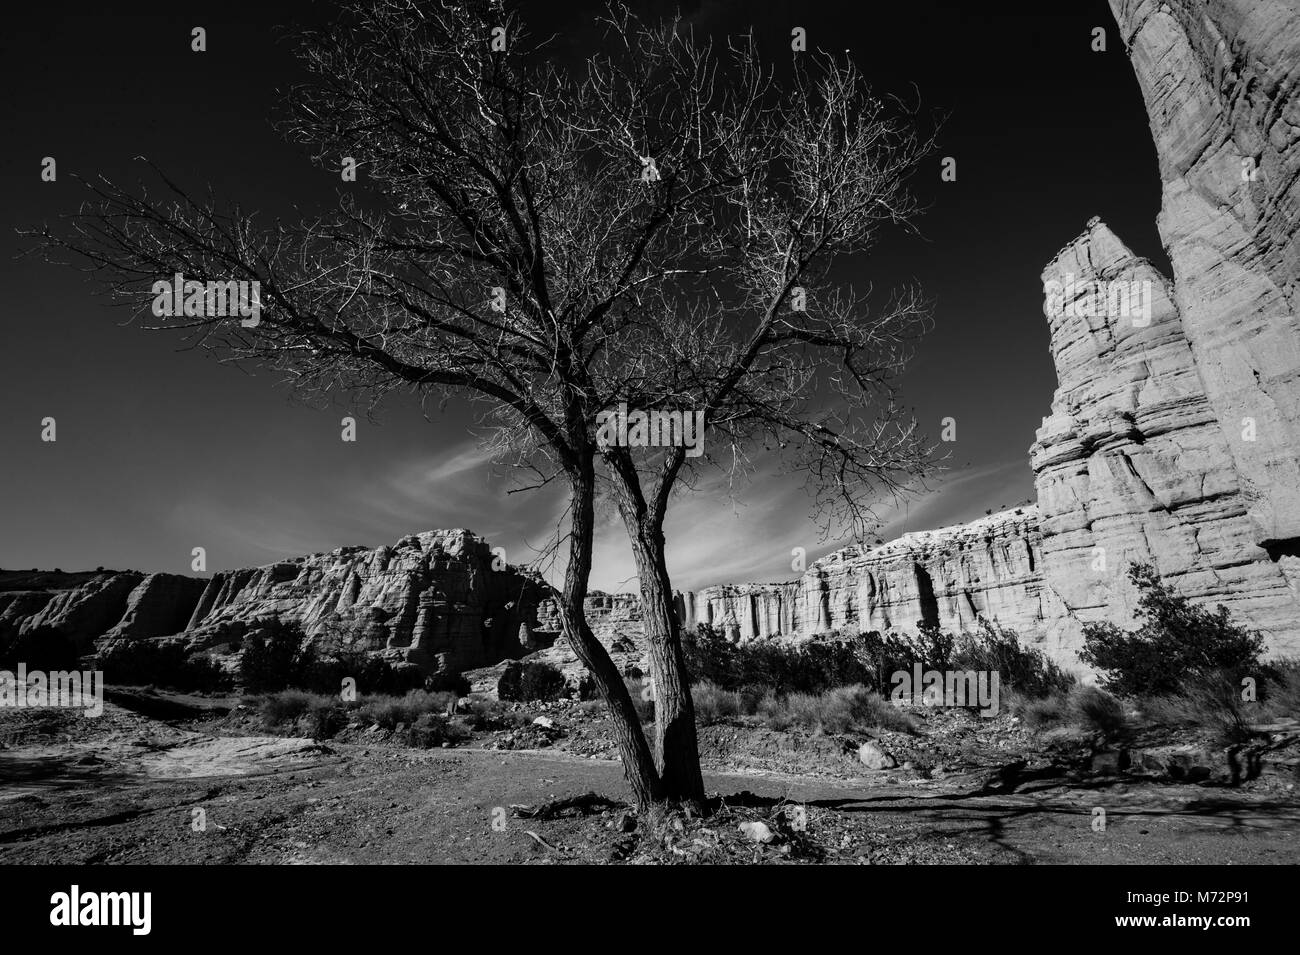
[
  {"x1": 1090, "y1": 750, "x2": 1131, "y2": 775},
  {"x1": 859, "y1": 741, "x2": 897, "y2": 770}
]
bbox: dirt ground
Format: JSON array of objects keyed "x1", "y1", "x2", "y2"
[{"x1": 1, "y1": 697, "x2": 1298, "y2": 864}]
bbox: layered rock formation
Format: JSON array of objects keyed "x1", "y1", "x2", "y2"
[
  {"x1": 1021, "y1": 1, "x2": 1300, "y2": 658},
  {"x1": 1029, "y1": 218, "x2": 1300, "y2": 658},
  {"x1": 0, "y1": 531, "x2": 553, "y2": 676},
  {"x1": 689, "y1": 509, "x2": 1059, "y2": 644},
  {"x1": 1109, "y1": 0, "x2": 1300, "y2": 552},
  {"x1": 174, "y1": 530, "x2": 551, "y2": 673}
]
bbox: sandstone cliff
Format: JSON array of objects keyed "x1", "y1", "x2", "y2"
[
  {"x1": 1019, "y1": 0, "x2": 1300, "y2": 658},
  {"x1": 0, "y1": 531, "x2": 553, "y2": 676},
  {"x1": 1030, "y1": 218, "x2": 1300, "y2": 658},
  {"x1": 685, "y1": 508, "x2": 1063, "y2": 645},
  {"x1": 1109, "y1": 0, "x2": 1300, "y2": 553}
]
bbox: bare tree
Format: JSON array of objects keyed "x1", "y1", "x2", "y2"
[
  {"x1": 27, "y1": 0, "x2": 934, "y2": 811},
  {"x1": 578, "y1": 13, "x2": 936, "y2": 807}
]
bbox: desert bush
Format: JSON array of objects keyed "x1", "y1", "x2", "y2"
[
  {"x1": 856, "y1": 627, "x2": 952, "y2": 689},
  {"x1": 1068, "y1": 686, "x2": 1127, "y2": 739},
  {"x1": 1008, "y1": 687, "x2": 1069, "y2": 730},
  {"x1": 296, "y1": 650, "x2": 427, "y2": 696},
  {"x1": 305, "y1": 696, "x2": 349, "y2": 740},
  {"x1": 684, "y1": 620, "x2": 1069, "y2": 703},
  {"x1": 754, "y1": 689, "x2": 791, "y2": 730},
  {"x1": 1010, "y1": 685, "x2": 1126, "y2": 739},
  {"x1": 788, "y1": 685, "x2": 917, "y2": 735},
  {"x1": 460, "y1": 698, "x2": 529, "y2": 731},
  {"x1": 684, "y1": 626, "x2": 873, "y2": 694},
  {"x1": 1262, "y1": 658, "x2": 1300, "y2": 719},
  {"x1": 691, "y1": 681, "x2": 742, "y2": 724},
  {"x1": 1139, "y1": 671, "x2": 1257, "y2": 746},
  {"x1": 496, "y1": 661, "x2": 522, "y2": 701},
  {"x1": 739, "y1": 685, "x2": 917, "y2": 735},
  {"x1": 1080, "y1": 563, "x2": 1265, "y2": 697},
  {"x1": 406, "y1": 712, "x2": 471, "y2": 748},
  {"x1": 424, "y1": 670, "x2": 471, "y2": 696},
  {"x1": 950, "y1": 622, "x2": 1074, "y2": 698},
  {"x1": 258, "y1": 689, "x2": 316, "y2": 727},
  {"x1": 575, "y1": 672, "x2": 600, "y2": 701},
  {"x1": 358, "y1": 689, "x2": 455, "y2": 730},
  {"x1": 499, "y1": 660, "x2": 566, "y2": 702},
  {"x1": 861, "y1": 622, "x2": 1072, "y2": 698},
  {"x1": 98, "y1": 640, "x2": 230, "y2": 692},
  {"x1": 238, "y1": 621, "x2": 303, "y2": 692},
  {"x1": 519, "y1": 660, "x2": 566, "y2": 701},
  {"x1": 239, "y1": 619, "x2": 440, "y2": 697}
]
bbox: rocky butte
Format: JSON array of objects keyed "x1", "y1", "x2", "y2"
[
  {"x1": 0, "y1": 531, "x2": 557, "y2": 676},
  {"x1": 2, "y1": 0, "x2": 1297, "y2": 680}
]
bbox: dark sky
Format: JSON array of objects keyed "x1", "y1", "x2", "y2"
[{"x1": 0, "y1": 0, "x2": 1168, "y2": 592}]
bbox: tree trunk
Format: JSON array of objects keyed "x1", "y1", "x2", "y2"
[
  {"x1": 629, "y1": 521, "x2": 706, "y2": 810},
  {"x1": 562, "y1": 461, "x2": 661, "y2": 809}
]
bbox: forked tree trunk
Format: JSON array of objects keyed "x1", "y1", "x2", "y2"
[
  {"x1": 628, "y1": 521, "x2": 706, "y2": 810},
  {"x1": 562, "y1": 462, "x2": 662, "y2": 809}
]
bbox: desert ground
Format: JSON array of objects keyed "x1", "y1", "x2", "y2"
[{"x1": 2, "y1": 690, "x2": 1296, "y2": 865}]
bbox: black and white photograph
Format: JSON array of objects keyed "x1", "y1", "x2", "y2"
[{"x1": 0, "y1": 0, "x2": 1295, "y2": 925}]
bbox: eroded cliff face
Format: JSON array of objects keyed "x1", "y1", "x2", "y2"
[
  {"x1": 1110, "y1": 0, "x2": 1300, "y2": 552},
  {"x1": 1029, "y1": 218, "x2": 1300, "y2": 658},
  {"x1": 0, "y1": 531, "x2": 552, "y2": 675},
  {"x1": 174, "y1": 530, "x2": 550, "y2": 673},
  {"x1": 688, "y1": 508, "x2": 1063, "y2": 646},
  {"x1": 1018, "y1": 0, "x2": 1300, "y2": 657}
]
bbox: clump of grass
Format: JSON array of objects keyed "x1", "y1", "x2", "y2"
[
  {"x1": 1069, "y1": 685, "x2": 1127, "y2": 740},
  {"x1": 1008, "y1": 687, "x2": 1069, "y2": 730},
  {"x1": 691, "y1": 681, "x2": 742, "y2": 725},
  {"x1": 1262, "y1": 658, "x2": 1300, "y2": 720},
  {"x1": 688, "y1": 681, "x2": 918, "y2": 735},
  {"x1": 1139, "y1": 672, "x2": 1254, "y2": 746},
  {"x1": 1009, "y1": 685, "x2": 1127, "y2": 740},
  {"x1": 357, "y1": 689, "x2": 455, "y2": 730},
  {"x1": 257, "y1": 689, "x2": 316, "y2": 727},
  {"x1": 793, "y1": 685, "x2": 917, "y2": 735},
  {"x1": 755, "y1": 689, "x2": 791, "y2": 731}
]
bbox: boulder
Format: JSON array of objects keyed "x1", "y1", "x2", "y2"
[{"x1": 858, "y1": 741, "x2": 897, "y2": 770}]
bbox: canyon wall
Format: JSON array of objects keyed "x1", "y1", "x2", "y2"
[
  {"x1": 0, "y1": 531, "x2": 553, "y2": 676},
  {"x1": 1109, "y1": 0, "x2": 1300, "y2": 552},
  {"x1": 689, "y1": 508, "x2": 1060, "y2": 645},
  {"x1": 1029, "y1": 218, "x2": 1300, "y2": 659},
  {"x1": 1021, "y1": 0, "x2": 1300, "y2": 658}
]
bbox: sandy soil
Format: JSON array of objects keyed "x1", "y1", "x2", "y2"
[{"x1": 1, "y1": 700, "x2": 1297, "y2": 864}]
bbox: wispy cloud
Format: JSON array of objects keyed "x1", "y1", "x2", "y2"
[{"x1": 160, "y1": 437, "x2": 1033, "y2": 597}]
